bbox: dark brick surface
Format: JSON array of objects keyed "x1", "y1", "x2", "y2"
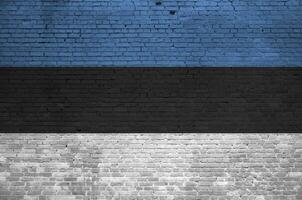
[{"x1": 0, "y1": 67, "x2": 301, "y2": 133}]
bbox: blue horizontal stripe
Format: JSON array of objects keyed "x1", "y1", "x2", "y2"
[{"x1": 0, "y1": 0, "x2": 301, "y2": 67}]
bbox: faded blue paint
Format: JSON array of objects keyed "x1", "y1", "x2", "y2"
[{"x1": 0, "y1": 0, "x2": 302, "y2": 67}]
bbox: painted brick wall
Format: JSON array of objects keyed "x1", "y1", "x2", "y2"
[
  {"x1": 0, "y1": 0, "x2": 302, "y2": 67},
  {"x1": 1, "y1": 68, "x2": 302, "y2": 133},
  {"x1": 0, "y1": 134, "x2": 301, "y2": 200}
]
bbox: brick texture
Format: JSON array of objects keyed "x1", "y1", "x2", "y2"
[
  {"x1": 0, "y1": 67, "x2": 302, "y2": 133},
  {"x1": 0, "y1": 0, "x2": 302, "y2": 67},
  {"x1": 0, "y1": 133, "x2": 301, "y2": 200}
]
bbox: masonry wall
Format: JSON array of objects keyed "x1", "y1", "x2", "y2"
[
  {"x1": 0, "y1": 0, "x2": 302, "y2": 67},
  {"x1": 0, "y1": 134, "x2": 301, "y2": 200},
  {"x1": 1, "y1": 67, "x2": 302, "y2": 199},
  {"x1": 1, "y1": 1, "x2": 302, "y2": 199},
  {"x1": 1, "y1": 67, "x2": 302, "y2": 133}
]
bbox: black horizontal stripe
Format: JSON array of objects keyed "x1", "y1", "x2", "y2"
[{"x1": 0, "y1": 67, "x2": 301, "y2": 133}]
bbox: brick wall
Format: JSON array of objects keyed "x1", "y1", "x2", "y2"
[
  {"x1": 0, "y1": 133, "x2": 301, "y2": 200},
  {"x1": 1, "y1": 1, "x2": 302, "y2": 199},
  {"x1": 1, "y1": 67, "x2": 302, "y2": 133},
  {"x1": 0, "y1": 0, "x2": 302, "y2": 67}
]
